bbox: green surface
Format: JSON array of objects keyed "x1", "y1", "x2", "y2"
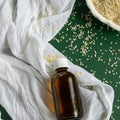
[
  {"x1": 51, "y1": 1, "x2": 120, "y2": 120},
  {"x1": 0, "y1": 0, "x2": 120, "y2": 120},
  {"x1": 0, "y1": 105, "x2": 12, "y2": 120}
]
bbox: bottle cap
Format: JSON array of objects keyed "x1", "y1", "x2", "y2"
[{"x1": 54, "y1": 58, "x2": 69, "y2": 70}]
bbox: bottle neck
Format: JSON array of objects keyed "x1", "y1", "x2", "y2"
[{"x1": 55, "y1": 67, "x2": 68, "y2": 73}]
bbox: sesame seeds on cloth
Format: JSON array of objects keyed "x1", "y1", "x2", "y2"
[{"x1": 93, "y1": 0, "x2": 120, "y2": 25}]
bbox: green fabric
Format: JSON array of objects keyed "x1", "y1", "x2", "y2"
[{"x1": 0, "y1": 0, "x2": 119, "y2": 119}]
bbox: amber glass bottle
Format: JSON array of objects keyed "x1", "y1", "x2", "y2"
[{"x1": 51, "y1": 58, "x2": 83, "y2": 120}]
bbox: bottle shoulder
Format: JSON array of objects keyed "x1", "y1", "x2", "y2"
[{"x1": 52, "y1": 70, "x2": 76, "y2": 81}]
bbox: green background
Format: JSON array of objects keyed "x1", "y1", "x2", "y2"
[{"x1": 0, "y1": 0, "x2": 120, "y2": 119}]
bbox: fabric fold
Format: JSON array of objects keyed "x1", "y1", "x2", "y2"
[{"x1": 0, "y1": 0, "x2": 114, "y2": 120}]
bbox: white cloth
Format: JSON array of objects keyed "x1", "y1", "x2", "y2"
[
  {"x1": 0, "y1": 112, "x2": 2, "y2": 120},
  {"x1": 0, "y1": 0, "x2": 114, "y2": 120}
]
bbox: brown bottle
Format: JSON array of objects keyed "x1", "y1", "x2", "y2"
[{"x1": 51, "y1": 58, "x2": 83, "y2": 120}]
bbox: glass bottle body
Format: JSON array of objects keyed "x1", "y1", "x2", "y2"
[{"x1": 51, "y1": 68, "x2": 83, "y2": 120}]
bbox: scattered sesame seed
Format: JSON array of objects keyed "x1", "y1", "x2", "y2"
[{"x1": 51, "y1": 1, "x2": 120, "y2": 119}]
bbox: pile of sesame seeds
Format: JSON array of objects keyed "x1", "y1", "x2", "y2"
[{"x1": 93, "y1": 0, "x2": 120, "y2": 25}]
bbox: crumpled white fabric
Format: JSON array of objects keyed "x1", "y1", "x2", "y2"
[
  {"x1": 0, "y1": 0, "x2": 114, "y2": 120},
  {"x1": 0, "y1": 112, "x2": 2, "y2": 120}
]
